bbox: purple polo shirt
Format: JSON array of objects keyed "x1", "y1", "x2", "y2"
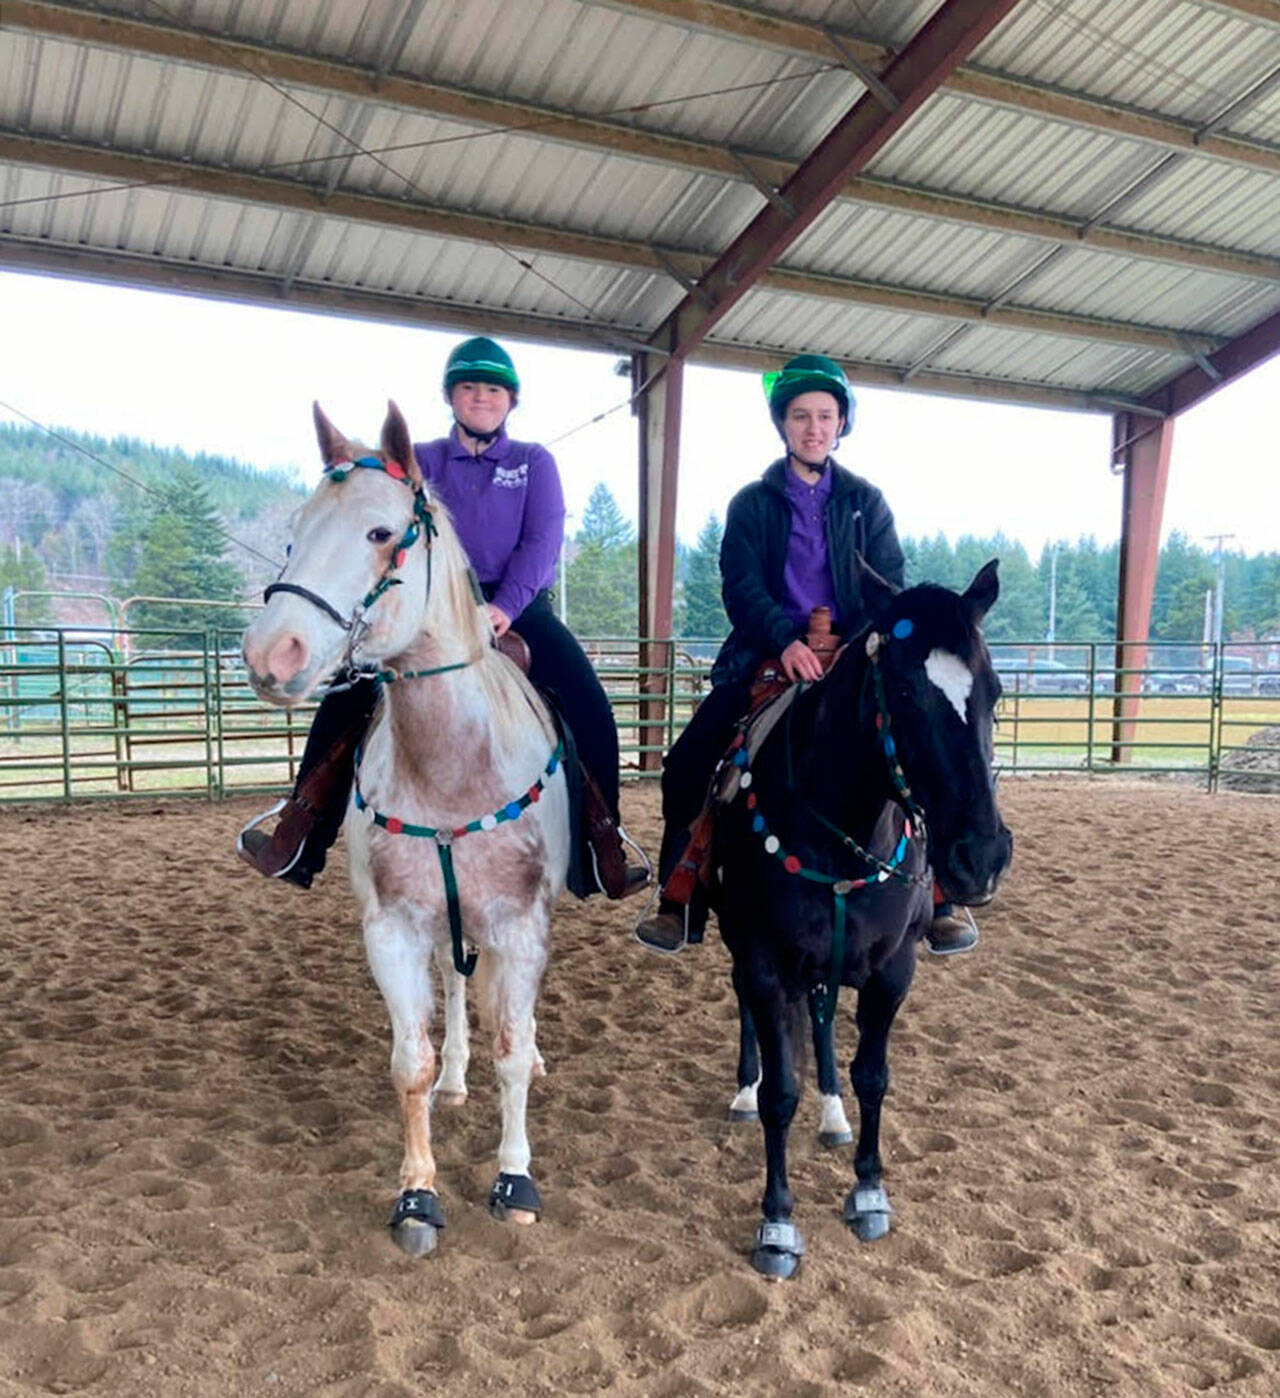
[
  {"x1": 414, "y1": 427, "x2": 564, "y2": 623},
  {"x1": 782, "y1": 464, "x2": 837, "y2": 632}
]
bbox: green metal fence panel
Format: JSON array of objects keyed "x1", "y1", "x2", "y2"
[{"x1": 0, "y1": 626, "x2": 1276, "y2": 802}]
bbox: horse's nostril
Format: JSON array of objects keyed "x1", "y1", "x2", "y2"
[{"x1": 265, "y1": 633, "x2": 310, "y2": 685}]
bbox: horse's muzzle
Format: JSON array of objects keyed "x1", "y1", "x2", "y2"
[{"x1": 937, "y1": 824, "x2": 1013, "y2": 906}]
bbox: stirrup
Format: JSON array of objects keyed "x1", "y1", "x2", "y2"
[{"x1": 236, "y1": 799, "x2": 307, "y2": 879}]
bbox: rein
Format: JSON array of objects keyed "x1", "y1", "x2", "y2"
[
  {"x1": 353, "y1": 741, "x2": 566, "y2": 977},
  {"x1": 732, "y1": 628, "x2": 927, "y2": 1026}
]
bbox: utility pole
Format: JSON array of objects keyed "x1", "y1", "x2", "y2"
[
  {"x1": 1046, "y1": 544, "x2": 1058, "y2": 661},
  {"x1": 1205, "y1": 533, "x2": 1235, "y2": 650}
]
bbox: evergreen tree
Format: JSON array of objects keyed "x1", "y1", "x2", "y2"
[
  {"x1": 128, "y1": 467, "x2": 246, "y2": 646},
  {"x1": 681, "y1": 514, "x2": 728, "y2": 639},
  {"x1": 564, "y1": 484, "x2": 637, "y2": 636}
]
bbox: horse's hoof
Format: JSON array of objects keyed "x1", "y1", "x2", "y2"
[
  {"x1": 489, "y1": 1172, "x2": 542, "y2": 1224},
  {"x1": 751, "y1": 1220, "x2": 804, "y2": 1280},
  {"x1": 432, "y1": 1089, "x2": 468, "y2": 1108},
  {"x1": 388, "y1": 1189, "x2": 446, "y2": 1257},
  {"x1": 843, "y1": 1184, "x2": 892, "y2": 1242},
  {"x1": 818, "y1": 1128, "x2": 854, "y2": 1149},
  {"x1": 391, "y1": 1219, "x2": 440, "y2": 1257},
  {"x1": 728, "y1": 1107, "x2": 760, "y2": 1123}
]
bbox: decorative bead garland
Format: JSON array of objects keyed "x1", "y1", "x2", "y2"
[{"x1": 353, "y1": 741, "x2": 564, "y2": 842}]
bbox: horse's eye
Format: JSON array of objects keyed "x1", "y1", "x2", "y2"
[{"x1": 367, "y1": 527, "x2": 394, "y2": 545}]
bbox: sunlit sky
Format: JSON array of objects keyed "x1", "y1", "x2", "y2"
[{"x1": 1, "y1": 269, "x2": 1277, "y2": 560}]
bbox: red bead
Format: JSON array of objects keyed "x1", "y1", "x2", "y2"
[
  {"x1": 746, "y1": 792, "x2": 757, "y2": 809},
  {"x1": 528, "y1": 786, "x2": 541, "y2": 802},
  {"x1": 385, "y1": 817, "x2": 403, "y2": 835},
  {"x1": 730, "y1": 732, "x2": 744, "y2": 749},
  {"x1": 394, "y1": 549, "x2": 407, "y2": 568},
  {"x1": 784, "y1": 855, "x2": 801, "y2": 874},
  {"x1": 452, "y1": 826, "x2": 468, "y2": 838},
  {"x1": 385, "y1": 460, "x2": 406, "y2": 479}
]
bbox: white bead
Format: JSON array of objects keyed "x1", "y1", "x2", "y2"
[
  {"x1": 764, "y1": 835, "x2": 780, "y2": 855},
  {"x1": 739, "y1": 771, "x2": 752, "y2": 789},
  {"x1": 480, "y1": 813, "x2": 498, "y2": 831}
]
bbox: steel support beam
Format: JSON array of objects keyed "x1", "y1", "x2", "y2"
[
  {"x1": 6, "y1": 2, "x2": 1278, "y2": 286},
  {"x1": 634, "y1": 351, "x2": 683, "y2": 770},
  {"x1": 1, "y1": 132, "x2": 1219, "y2": 355},
  {"x1": 1141, "y1": 305, "x2": 1280, "y2": 419},
  {"x1": 1110, "y1": 413, "x2": 1175, "y2": 765},
  {"x1": 0, "y1": 234, "x2": 1166, "y2": 416},
  {"x1": 649, "y1": 0, "x2": 1027, "y2": 360},
  {"x1": 595, "y1": 0, "x2": 1280, "y2": 176}
]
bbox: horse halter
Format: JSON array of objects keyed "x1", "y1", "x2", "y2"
[{"x1": 263, "y1": 453, "x2": 436, "y2": 667}]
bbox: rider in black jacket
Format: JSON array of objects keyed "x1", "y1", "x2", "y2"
[{"x1": 635, "y1": 354, "x2": 979, "y2": 957}]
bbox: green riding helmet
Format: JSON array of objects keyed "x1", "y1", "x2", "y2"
[
  {"x1": 442, "y1": 336, "x2": 520, "y2": 398},
  {"x1": 763, "y1": 353, "x2": 855, "y2": 436}
]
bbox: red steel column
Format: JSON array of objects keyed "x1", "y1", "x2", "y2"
[
  {"x1": 1110, "y1": 412, "x2": 1175, "y2": 764},
  {"x1": 635, "y1": 352, "x2": 683, "y2": 771}
]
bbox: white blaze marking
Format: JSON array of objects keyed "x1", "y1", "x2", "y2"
[{"x1": 926, "y1": 648, "x2": 973, "y2": 724}]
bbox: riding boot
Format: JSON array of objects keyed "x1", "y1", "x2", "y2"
[
  {"x1": 236, "y1": 725, "x2": 363, "y2": 889},
  {"x1": 635, "y1": 822, "x2": 708, "y2": 953},
  {"x1": 580, "y1": 767, "x2": 649, "y2": 899},
  {"x1": 925, "y1": 902, "x2": 980, "y2": 956}
]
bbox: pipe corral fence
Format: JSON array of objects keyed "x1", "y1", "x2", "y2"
[{"x1": 0, "y1": 624, "x2": 1277, "y2": 803}]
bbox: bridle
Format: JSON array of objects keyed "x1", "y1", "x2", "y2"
[{"x1": 263, "y1": 453, "x2": 437, "y2": 671}]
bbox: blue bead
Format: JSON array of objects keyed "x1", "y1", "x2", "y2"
[
  {"x1": 505, "y1": 802, "x2": 522, "y2": 820},
  {"x1": 892, "y1": 617, "x2": 914, "y2": 639},
  {"x1": 883, "y1": 735, "x2": 896, "y2": 756},
  {"x1": 547, "y1": 757, "x2": 558, "y2": 773},
  {"x1": 752, "y1": 815, "x2": 765, "y2": 833},
  {"x1": 733, "y1": 749, "x2": 748, "y2": 766}
]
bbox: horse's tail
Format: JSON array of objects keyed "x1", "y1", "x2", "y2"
[{"x1": 785, "y1": 994, "x2": 809, "y2": 1095}]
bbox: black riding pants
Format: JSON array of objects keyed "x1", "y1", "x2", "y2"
[
  {"x1": 656, "y1": 678, "x2": 751, "y2": 888},
  {"x1": 294, "y1": 590, "x2": 622, "y2": 872}
]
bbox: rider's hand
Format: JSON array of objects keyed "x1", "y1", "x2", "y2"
[
  {"x1": 487, "y1": 604, "x2": 512, "y2": 639},
  {"x1": 781, "y1": 639, "x2": 824, "y2": 683}
]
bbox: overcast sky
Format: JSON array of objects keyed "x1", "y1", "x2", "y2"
[{"x1": 2, "y1": 268, "x2": 1276, "y2": 560}]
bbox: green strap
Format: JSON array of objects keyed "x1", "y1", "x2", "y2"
[{"x1": 435, "y1": 841, "x2": 477, "y2": 977}]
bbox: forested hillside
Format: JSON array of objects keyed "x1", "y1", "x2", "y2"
[{"x1": 1, "y1": 423, "x2": 1276, "y2": 646}]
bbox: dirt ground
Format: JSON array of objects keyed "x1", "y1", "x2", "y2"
[{"x1": 1, "y1": 779, "x2": 1278, "y2": 1397}]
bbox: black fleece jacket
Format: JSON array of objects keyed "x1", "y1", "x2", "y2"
[{"x1": 710, "y1": 457, "x2": 905, "y2": 686}]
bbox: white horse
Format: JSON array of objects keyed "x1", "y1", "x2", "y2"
[{"x1": 242, "y1": 401, "x2": 570, "y2": 1257}]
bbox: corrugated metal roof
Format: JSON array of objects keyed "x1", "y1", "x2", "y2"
[{"x1": 3, "y1": 0, "x2": 1280, "y2": 414}]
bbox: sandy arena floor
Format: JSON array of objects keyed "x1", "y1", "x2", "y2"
[{"x1": 1, "y1": 780, "x2": 1278, "y2": 1396}]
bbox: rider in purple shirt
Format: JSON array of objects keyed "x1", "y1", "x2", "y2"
[{"x1": 238, "y1": 336, "x2": 647, "y2": 900}]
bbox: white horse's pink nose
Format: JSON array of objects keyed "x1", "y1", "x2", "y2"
[{"x1": 244, "y1": 631, "x2": 311, "y2": 686}]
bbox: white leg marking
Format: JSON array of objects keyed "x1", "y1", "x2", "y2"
[
  {"x1": 925, "y1": 648, "x2": 973, "y2": 724},
  {"x1": 730, "y1": 1076, "x2": 761, "y2": 1116},
  {"x1": 432, "y1": 942, "x2": 470, "y2": 1104},
  {"x1": 819, "y1": 1092, "x2": 852, "y2": 1138}
]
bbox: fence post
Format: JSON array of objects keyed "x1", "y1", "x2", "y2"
[
  {"x1": 1085, "y1": 643, "x2": 1097, "y2": 772},
  {"x1": 57, "y1": 631, "x2": 72, "y2": 800},
  {"x1": 1209, "y1": 641, "x2": 1223, "y2": 793},
  {"x1": 201, "y1": 629, "x2": 216, "y2": 799}
]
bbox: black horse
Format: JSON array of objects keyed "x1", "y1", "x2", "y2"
[{"x1": 712, "y1": 559, "x2": 1013, "y2": 1279}]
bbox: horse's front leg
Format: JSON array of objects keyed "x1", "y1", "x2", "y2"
[
  {"x1": 481, "y1": 942, "x2": 547, "y2": 1226},
  {"x1": 431, "y1": 942, "x2": 470, "y2": 1107},
  {"x1": 364, "y1": 914, "x2": 445, "y2": 1258},
  {"x1": 728, "y1": 995, "x2": 762, "y2": 1122},
  {"x1": 813, "y1": 1005, "x2": 853, "y2": 1149},
  {"x1": 844, "y1": 943, "x2": 915, "y2": 1243},
  {"x1": 740, "y1": 967, "x2": 804, "y2": 1279}
]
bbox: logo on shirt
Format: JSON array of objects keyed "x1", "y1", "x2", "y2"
[{"x1": 493, "y1": 462, "x2": 529, "y2": 490}]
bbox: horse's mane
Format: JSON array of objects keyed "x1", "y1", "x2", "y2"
[{"x1": 420, "y1": 493, "x2": 556, "y2": 757}]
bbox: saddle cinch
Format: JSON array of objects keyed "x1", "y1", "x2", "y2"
[{"x1": 662, "y1": 607, "x2": 842, "y2": 907}]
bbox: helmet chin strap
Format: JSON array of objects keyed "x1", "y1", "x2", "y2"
[
  {"x1": 454, "y1": 417, "x2": 504, "y2": 445},
  {"x1": 788, "y1": 449, "x2": 829, "y2": 473}
]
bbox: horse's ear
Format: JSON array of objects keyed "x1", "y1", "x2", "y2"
[
  {"x1": 313, "y1": 402, "x2": 351, "y2": 469},
  {"x1": 963, "y1": 558, "x2": 1000, "y2": 622},
  {"x1": 856, "y1": 552, "x2": 899, "y2": 624},
  {"x1": 382, "y1": 400, "x2": 422, "y2": 486}
]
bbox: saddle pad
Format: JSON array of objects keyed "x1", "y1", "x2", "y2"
[{"x1": 715, "y1": 683, "x2": 802, "y2": 806}]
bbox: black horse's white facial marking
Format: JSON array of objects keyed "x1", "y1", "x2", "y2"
[{"x1": 925, "y1": 648, "x2": 973, "y2": 724}]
